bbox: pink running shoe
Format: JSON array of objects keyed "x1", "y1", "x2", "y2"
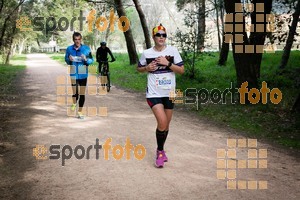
[
  {"x1": 155, "y1": 150, "x2": 165, "y2": 168},
  {"x1": 161, "y1": 150, "x2": 168, "y2": 162}
]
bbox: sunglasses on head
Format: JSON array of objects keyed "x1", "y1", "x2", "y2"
[{"x1": 154, "y1": 33, "x2": 167, "y2": 38}]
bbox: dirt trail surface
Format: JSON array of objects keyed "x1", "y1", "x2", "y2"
[{"x1": 0, "y1": 54, "x2": 299, "y2": 200}]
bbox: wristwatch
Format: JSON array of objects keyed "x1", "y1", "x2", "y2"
[{"x1": 167, "y1": 62, "x2": 172, "y2": 68}]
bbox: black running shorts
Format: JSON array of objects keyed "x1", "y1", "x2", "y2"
[{"x1": 146, "y1": 97, "x2": 174, "y2": 109}]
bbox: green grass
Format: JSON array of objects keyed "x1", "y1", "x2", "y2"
[
  {"x1": 0, "y1": 55, "x2": 26, "y2": 143},
  {"x1": 47, "y1": 51, "x2": 300, "y2": 149},
  {"x1": 0, "y1": 55, "x2": 26, "y2": 95},
  {"x1": 110, "y1": 54, "x2": 148, "y2": 91},
  {"x1": 48, "y1": 53, "x2": 65, "y2": 64}
]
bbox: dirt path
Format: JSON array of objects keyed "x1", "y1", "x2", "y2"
[{"x1": 1, "y1": 53, "x2": 299, "y2": 200}]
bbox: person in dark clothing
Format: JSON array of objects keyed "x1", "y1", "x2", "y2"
[{"x1": 96, "y1": 41, "x2": 115, "y2": 74}]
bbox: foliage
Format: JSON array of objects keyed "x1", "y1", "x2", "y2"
[
  {"x1": 176, "y1": 0, "x2": 198, "y2": 11},
  {"x1": 264, "y1": 0, "x2": 300, "y2": 49},
  {"x1": 174, "y1": 6, "x2": 202, "y2": 79}
]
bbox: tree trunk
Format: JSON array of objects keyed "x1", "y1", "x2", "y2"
[
  {"x1": 5, "y1": 4, "x2": 21, "y2": 64},
  {"x1": 12, "y1": 43, "x2": 17, "y2": 56},
  {"x1": 19, "y1": 39, "x2": 25, "y2": 55},
  {"x1": 0, "y1": 17, "x2": 9, "y2": 49},
  {"x1": 218, "y1": 32, "x2": 229, "y2": 65},
  {"x1": 215, "y1": 0, "x2": 221, "y2": 51},
  {"x1": 220, "y1": 0, "x2": 225, "y2": 31},
  {"x1": 233, "y1": 53, "x2": 258, "y2": 89},
  {"x1": 224, "y1": 0, "x2": 273, "y2": 97},
  {"x1": 132, "y1": 0, "x2": 151, "y2": 49},
  {"x1": 114, "y1": 0, "x2": 138, "y2": 65},
  {"x1": 105, "y1": 25, "x2": 110, "y2": 42},
  {"x1": 248, "y1": 0, "x2": 273, "y2": 79},
  {"x1": 36, "y1": 38, "x2": 40, "y2": 47},
  {"x1": 104, "y1": 9, "x2": 113, "y2": 43},
  {"x1": 5, "y1": 46, "x2": 12, "y2": 64},
  {"x1": 197, "y1": 0, "x2": 205, "y2": 51},
  {"x1": 5, "y1": 26, "x2": 17, "y2": 64},
  {"x1": 218, "y1": 0, "x2": 229, "y2": 66},
  {"x1": 279, "y1": 0, "x2": 300, "y2": 69}
]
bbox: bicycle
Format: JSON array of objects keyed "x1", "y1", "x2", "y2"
[{"x1": 98, "y1": 60, "x2": 112, "y2": 92}]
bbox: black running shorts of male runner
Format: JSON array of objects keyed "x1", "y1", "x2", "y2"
[{"x1": 146, "y1": 97, "x2": 174, "y2": 109}]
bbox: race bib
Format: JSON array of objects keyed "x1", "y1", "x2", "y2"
[
  {"x1": 155, "y1": 74, "x2": 172, "y2": 89},
  {"x1": 73, "y1": 56, "x2": 83, "y2": 62}
]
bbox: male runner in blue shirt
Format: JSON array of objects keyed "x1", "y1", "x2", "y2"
[{"x1": 65, "y1": 32, "x2": 94, "y2": 119}]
